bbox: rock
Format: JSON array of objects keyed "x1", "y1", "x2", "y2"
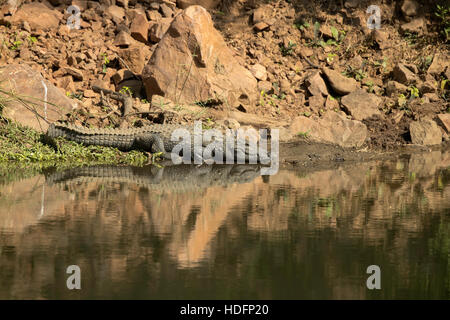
[
  {"x1": 130, "y1": 13, "x2": 149, "y2": 43},
  {"x1": 0, "y1": 0, "x2": 21, "y2": 17},
  {"x1": 373, "y1": 30, "x2": 389, "y2": 49},
  {"x1": 428, "y1": 53, "x2": 450, "y2": 76},
  {"x1": 142, "y1": 6, "x2": 257, "y2": 110},
  {"x1": 419, "y1": 81, "x2": 436, "y2": 94},
  {"x1": 436, "y1": 114, "x2": 450, "y2": 133},
  {"x1": 400, "y1": 18, "x2": 426, "y2": 35},
  {"x1": 106, "y1": 5, "x2": 126, "y2": 24},
  {"x1": 160, "y1": 3, "x2": 174, "y2": 18},
  {"x1": 253, "y1": 6, "x2": 269, "y2": 25},
  {"x1": 147, "y1": 10, "x2": 162, "y2": 21},
  {"x1": 249, "y1": 64, "x2": 267, "y2": 81},
  {"x1": 118, "y1": 44, "x2": 151, "y2": 74},
  {"x1": 410, "y1": 119, "x2": 442, "y2": 145},
  {"x1": 111, "y1": 69, "x2": 136, "y2": 85},
  {"x1": 0, "y1": 64, "x2": 77, "y2": 132},
  {"x1": 254, "y1": 22, "x2": 270, "y2": 32},
  {"x1": 322, "y1": 67, "x2": 359, "y2": 95},
  {"x1": 56, "y1": 76, "x2": 76, "y2": 94},
  {"x1": 288, "y1": 112, "x2": 368, "y2": 148},
  {"x1": 59, "y1": 67, "x2": 84, "y2": 81},
  {"x1": 114, "y1": 30, "x2": 135, "y2": 47},
  {"x1": 393, "y1": 63, "x2": 417, "y2": 85},
  {"x1": 83, "y1": 89, "x2": 96, "y2": 98},
  {"x1": 401, "y1": 0, "x2": 419, "y2": 17},
  {"x1": 308, "y1": 95, "x2": 325, "y2": 109},
  {"x1": 11, "y1": 3, "x2": 61, "y2": 31},
  {"x1": 306, "y1": 71, "x2": 328, "y2": 97},
  {"x1": 176, "y1": 0, "x2": 220, "y2": 10},
  {"x1": 258, "y1": 81, "x2": 272, "y2": 93},
  {"x1": 341, "y1": 89, "x2": 382, "y2": 121},
  {"x1": 325, "y1": 96, "x2": 339, "y2": 110},
  {"x1": 386, "y1": 80, "x2": 408, "y2": 97},
  {"x1": 423, "y1": 93, "x2": 440, "y2": 102},
  {"x1": 149, "y1": 18, "x2": 172, "y2": 42}
]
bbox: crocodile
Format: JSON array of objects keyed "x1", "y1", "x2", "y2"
[
  {"x1": 45, "y1": 122, "x2": 268, "y2": 163},
  {"x1": 45, "y1": 164, "x2": 263, "y2": 192}
]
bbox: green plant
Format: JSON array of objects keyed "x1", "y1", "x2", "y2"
[
  {"x1": 435, "y1": 4, "x2": 450, "y2": 41},
  {"x1": 326, "y1": 53, "x2": 337, "y2": 63},
  {"x1": 280, "y1": 40, "x2": 296, "y2": 56},
  {"x1": 9, "y1": 40, "x2": 22, "y2": 51},
  {"x1": 297, "y1": 130, "x2": 310, "y2": 138},
  {"x1": 373, "y1": 57, "x2": 388, "y2": 72},
  {"x1": 343, "y1": 65, "x2": 366, "y2": 81},
  {"x1": 294, "y1": 20, "x2": 310, "y2": 30},
  {"x1": 119, "y1": 86, "x2": 133, "y2": 97},
  {"x1": 27, "y1": 36, "x2": 37, "y2": 45},
  {"x1": 101, "y1": 52, "x2": 110, "y2": 73},
  {"x1": 409, "y1": 86, "x2": 420, "y2": 100}
]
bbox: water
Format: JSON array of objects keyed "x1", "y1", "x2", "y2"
[{"x1": 0, "y1": 151, "x2": 449, "y2": 299}]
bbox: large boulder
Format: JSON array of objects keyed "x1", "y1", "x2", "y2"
[
  {"x1": 287, "y1": 111, "x2": 368, "y2": 148},
  {"x1": 0, "y1": 64, "x2": 78, "y2": 132},
  {"x1": 176, "y1": 0, "x2": 220, "y2": 10},
  {"x1": 11, "y1": 2, "x2": 62, "y2": 31},
  {"x1": 409, "y1": 119, "x2": 442, "y2": 145},
  {"x1": 341, "y1": 89, "x2": 382, "y2": 121},
  {"x1": 142, "y1": 6, "x2": 257, "y2": 110}
]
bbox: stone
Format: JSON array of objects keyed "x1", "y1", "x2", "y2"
[
  {"x1": 60, "y1": 67, "x2": 84, "y2": 81},
  {"x1": 288, "y1": 111, "x2": 368, "y2": 148},
  {"x1": 325, "y1": 96, "x2": 339, "y2": 110},
  {"x1": 428, "y1": 53, "x2": 450, "y2": 77},
  {"x1": 253, "y1": 7, "x2": 269, "y2": 25},
  {"x1": 176, "y1": 0, "x2": 220, "y2": 10},
  {"x1": 258, "y1": 81, "x2": 272, "y2": 93},
  {"x1": 410, "y1": 119, "x2": 442, "y2": 145},
  {"x1": 341, "y1": 89, "x2": 382, "y2": 121},
  {"x1": 160, "y1": 3, "x2": 174, "y2": 18},
  {"x1": 149, "y1": 18, "x2": 172, "y2": 42},
  {"x1": 308, "y1": 95, "x2": 325, "y2": 109},
  {"x1": 130, "y1": 13, "x2": 149, "y2": 43},
  {"x1": 114, "y1": 30, "x2": 135, "y2": 47},
  {"x1": 306, "y1": 71, "x2": 328, "y2": 97},
  {"x1": 111, "y1": 69, "x2": 136, "y2": 85},
  {"x1": 400, "y1": 18, "x2": 426, "y2": 35},
  {"x1": 322, "y1": 67, "x2": 359, "y2": 95},
  {"x1": 118, "y1": 44, "x2": 151, "y2": 74},
  {"x1": 254, "y1": 22, "x2": 270, "y2": 32},
  {"x1": 386, "y1": 81, "x2": 408, "y2": 97},
  {"x1": 393, "y1": 63, "x2": 417, "y2": 85},
  {"x1": 249, "y1": 64, "x2": 267, "y2": 81},
  {"x1": 436, "y1": 114, "x2": 450, "y2": 133},
  {"x1": 0, "y1": 64, "x2": 77, "y2": 132},
  {"x1": 401, "y1": 0, "x2": 419, "y2": 17},
  {"x1": 106, "y1": 5, "x2": 126, "y2": 24},
  {"x1": 142, "y1": 6, "x2": 257, "y2": 110},
  {"x1": 11, "y1": 2, "x2": 62, "y2": 31}
]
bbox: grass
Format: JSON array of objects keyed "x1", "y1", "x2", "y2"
[
  {"x1": 0, "y1": 118, "x2": 148, "y2": 169},
  {"x1": 0, "y1": 86, "x2": 148, "y2": 170}
]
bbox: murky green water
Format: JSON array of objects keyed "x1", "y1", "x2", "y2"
[{"x1": 0, "y1": 151, "x2": 449, "y2": 299}]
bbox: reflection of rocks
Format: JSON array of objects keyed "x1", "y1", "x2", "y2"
[{"x1": 1, "y1": 151, "x2": 450, "y2": 298}]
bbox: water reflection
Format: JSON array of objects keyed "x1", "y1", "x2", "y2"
[{"x1": 0, "y1": 152, "x2": 448, "y2": 299}]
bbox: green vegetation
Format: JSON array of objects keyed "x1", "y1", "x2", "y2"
[
  {"x1": 119, "y1": 86, "x2": 133, "y2": 97},
  {"x1": 280, "y1": 40, "x2": 296, "y2": 56},
  {"x1": 0, "y1": 118, "x2": 148, "y2": 169},
  {"x1": 297, "y1": 130, "x2": 310, "y2": 138},
  {"x1": 0, "y1": 86, "x2": 148, "y2": 170},
  {"x1": 435, "y1": 4, "x2": 450, "y2": 41},
  {"x1": 101, "y1": 52, "x2": 110, "y2": 74}
]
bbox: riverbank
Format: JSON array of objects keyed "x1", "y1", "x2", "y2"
[{"x1": 0, "y1": 0, "x2": 449, "y2": 166}]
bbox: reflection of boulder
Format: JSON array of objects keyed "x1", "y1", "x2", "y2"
[{"x1": 408, "y1": 151, "x2": 442, "y2": 177}]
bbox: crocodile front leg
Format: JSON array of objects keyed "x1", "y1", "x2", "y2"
[{"x1": 134, "y1": 133, "x2": 183, "y2": 162}]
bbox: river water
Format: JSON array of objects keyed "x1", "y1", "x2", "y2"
[{"x1": 0, "y1": 151, "x2": 449, "y2": 299}]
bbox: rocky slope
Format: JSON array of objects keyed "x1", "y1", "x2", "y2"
[{"x1": 0, "y1": 0, "x2": 449, "y2": 150}]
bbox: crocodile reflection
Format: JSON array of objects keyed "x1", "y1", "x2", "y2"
[{"x1": 0, "y1": 152, "x2": 449, "y2": 299}]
